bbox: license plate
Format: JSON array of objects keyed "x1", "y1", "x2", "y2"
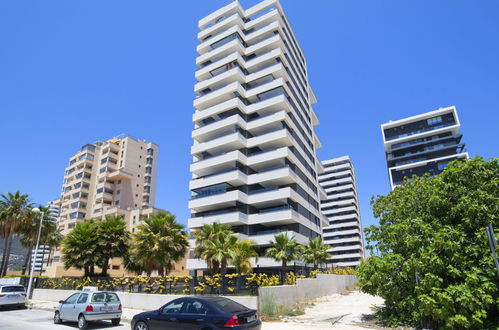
[
  {"x1": 100, "y1": 306, "x2": 113, "y2": 311},
  {"x1": 246, "y1": 315, "x2": 256, "y2": 322},
  {"x1": 8, "y1": 295, "x2": 18, "y2": 298}
]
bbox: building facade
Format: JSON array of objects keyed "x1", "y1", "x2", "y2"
[
  {"x1": 382, "y1": 106, "x2": 468, "y2": 190},
  {"x1": 319, "y1": 156, "x2": 365, "y2": 267},
  {"x1": 187, "y1": 0, "x2": 328, "y2": 272},
  {"x1": 44, "y1": 135, "x2": 187, "y2": 277}
]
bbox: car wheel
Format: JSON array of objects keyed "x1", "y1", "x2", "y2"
[
  {"x1": 54, "y1": 311, "x2": 62, "y2": 324},
  {"x1": 134, "y1": 320, "x2": 148, "y2": 330},
  {"x1": 78, "y1": 314, "x2": 88, "y2": 330},
  {"x1": 111, "y1": 318, "x2": 121, "y2": 326}
]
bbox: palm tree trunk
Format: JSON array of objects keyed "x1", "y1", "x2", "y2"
[
  {"x1": 22, "y1": 245, "x2": 33, "y2": 275},
  {"x1": 1, "y1": 235, "x2": 13, "y2": 276},
  {"x1": 221, "y1": 258, "x2": 227, "y2": 295},
  {"x1": 0, "y1": 236, "x2": 9, "y2": 276}
]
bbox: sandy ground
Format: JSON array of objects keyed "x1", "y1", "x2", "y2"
[{"x1": 261, "y1": 291, "x2": 386, "y2": 330}]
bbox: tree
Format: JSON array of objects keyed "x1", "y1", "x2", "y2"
[
  {"x1": 193, "y1": 222, "x2": 233, "y2": 274},
  {"x1": 127, "y1": 212, "x2": 188, "y2": 276},
  {"x1": 96, "y1": 215, "x2": 129, "y2": 276},
  {"x1": 230, "y1": 239, "x2": 258, "y2": 274},
  {"x1": 302, "y1": 237, "x2": 329, "y2": 270},
  {"x1": 202, "y1": 234, "x2": 238, "y2": 278},
  {"x1": 0, "y1": 191, "x2": 33, "y2": 276},
  {"x1": 61, "y1": 221, "x2": 100, "y2": 276},
  {"x1": 358, "y1": 157, "x2": 498, "y2": 329},
  {"x1": 265, "y1": 232, "x2": 302, "y2": 274}
]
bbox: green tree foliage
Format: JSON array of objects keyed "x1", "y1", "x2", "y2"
[
  {"x1": 61, "y1": 221, "x2": 100, "y2": 276},
  {"x1": 127, "y1": 212, "x2": 188, "y2": 276},
  {"x1": 96, "y1": 215, "x2": 129, "y2": 276},
  {"x1": 358, "y1": 157, "x2": 499, "y2": 329},
  {"x1": 302, "y1": 237, "x2": 329, "y2": 269},
  {"x1": 0, "y1": 191, "x2": 33, "y2": 276},
  {"x1": 193, "y1": 222, "x2": 233, "y2": 274},
  {"x1": 265, "y1": 232, "x2": 302, "y2": 272},
  {"x1": 231, "y1": 239, "x2": 258, "y2": 274}
]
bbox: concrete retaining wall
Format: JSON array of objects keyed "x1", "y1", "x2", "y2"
[
  {"x1": 258, "y1": 274, "x2": 357, "y2": 312},
  {"x1": 32, "y1": 289, "x2": 258, "y2": 310}
]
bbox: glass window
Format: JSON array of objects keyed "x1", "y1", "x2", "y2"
[
  {"x1": 161, "y1": 299, "x2": 185, "y2": 314},
  {"x1": 1, "y1": 286, "x2": 25, "y2": 293},
  {"x1": 210, "y1": 298, "x2": 247, "y2": 313},
  {"x1": 77, "y1": 293, "x2": 88, "y2": 304},
  {"x1": 185, "y1": 300, "x2": 208, "y2": 314},
  {"x1": 427, "y1": 116, "x2": 443, "y2": 125},
  {"x1": 65, "y1": 293, "x2": 80, "y2": 304}
]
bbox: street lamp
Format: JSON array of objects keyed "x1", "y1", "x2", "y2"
[{"x1": 26, "y1": 207, "x2": 44, "y2": 299}]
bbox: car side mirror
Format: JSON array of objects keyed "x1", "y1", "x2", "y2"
[{"x1": 59, "y1": 300, "x2": 65, "y2": 304}]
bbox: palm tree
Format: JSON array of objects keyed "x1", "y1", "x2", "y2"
[
  {"x1": 19, "y1": 207, "x2": 51, "y2": 275},
  {"x1": 202, "y1": 234, "x2": 238, "y2": 278},
  {"x1": 302, "y1": 237, "x2": 330, "y2": 270},
  {"x1": 193, "y1": 222, "x2": 232, "y2": 274},
  {"x1": 230, "y1": 240, "x2": 258, "y2": 274},
  {"x1": 128, "y1": 212, "x2": 188, "y2": 276},
  {"x1": 0, "y1": 191, "x2": 33, "y2": 276},
  {"x1": 265, "y1": 232, "x2": 302, "y2": 275},
  {"x1": 61, "y1": 221, "x2": 100, "y2": 276},
  {"x1": 96, "y1": 215, "x2": 129, "y2": 276}
]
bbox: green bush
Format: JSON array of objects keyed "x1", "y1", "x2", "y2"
[{"x1": 358, "y1": 157, "x2": 498, "y2": 329}]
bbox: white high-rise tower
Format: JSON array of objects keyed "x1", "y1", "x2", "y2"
[{"x1": 188, "y1": 0, "x2": 327, "y2": 272}]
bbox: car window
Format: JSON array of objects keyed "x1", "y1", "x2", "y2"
[
  {"x1": 77, "y1": 293, "x2": 88, "y2": 304},
  {"x1": 161, "y1": 300, "x2": 184, "y2": 314},
  {"x1": 105, "y1": 292, "x2": 120, "y2": 302},
  {"x1": 1, "y1": 286, "x2": 25, "y2": 293},
  {"x1": 91, "y1": 292, "x2": 120, "y2": 303},
  {"x1": 211, "y1": 298, "x2": 248, "y2": 313},
  {"x1": 184, "y1": 300, "x2": 208, "y2": 314},
  {"x1": 65, "y1": 293, "x2": 80, "y2": 304}
]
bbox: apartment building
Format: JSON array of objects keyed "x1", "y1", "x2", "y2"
[
  {"x1": 44, "y1": 135, "x2": 183, "y2": 277},
  {"x1": 46, "y1": 199, "x2": 61, "y2": 220},
  {"x1": 382, "y1": 106, "x2": 468, "y2": 190},
  {"x1": 187, "y1": 0, "x2": 328, "y2": 272},
  {"x1": 319, "y1": 156, "x2": 364, "y2": 267}
]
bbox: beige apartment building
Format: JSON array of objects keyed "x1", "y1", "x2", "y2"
[{"x1": 45, "y1": 135, "x2": 188, "y2": 277}]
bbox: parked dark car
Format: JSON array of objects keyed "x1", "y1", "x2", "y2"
[{"x1": 131, "y1": 296, "x2": 261, "y2": 330}]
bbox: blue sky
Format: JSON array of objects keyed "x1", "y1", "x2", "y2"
[{"x1": 1, "y1": 0, "x2": 498, "y2": 234}]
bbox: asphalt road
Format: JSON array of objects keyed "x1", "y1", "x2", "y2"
[{"x1": 0, "y1": 307, "x2": 129, "y2": 330}]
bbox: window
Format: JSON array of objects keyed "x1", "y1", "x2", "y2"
[
  {"x1": 184, "y1": 300, "x2": 208, "y2": 314},
  {"x1": 91, "y1": 292, "x2": 119, "y2": 303},
  {"x1": 112, "y1": 265, "x2": 120, "y2": 270},
  {"x1": 161, "y1": 300, "x2": 185, "y2": 314},
  {"x1": 64, "y1": 293, "x2": 80, "y2": 304},
  {"x1": 145, "y1": 167, "x2": 152, "y2": 174},
  {"x1": 77, "y1": 293, "x2": 88, "y2": 304},
  {"x1": 427, "y1": 116, "x2": 443, "y2": 125},
  {"x1": 1, "y1": 286, "x2": 25, "y2": 293},
  {"x1": 116, "y1": 189, "x2": 121, "y2": 195},
  {"x1": 54, "y1": 256, "x2": 60, "y2": 262}
]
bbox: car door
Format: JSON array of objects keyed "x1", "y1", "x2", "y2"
[
  {"x1": 178, "y1": 299, "x2": 210, "y2": 330},
  {"x1": 59, "y1": 293, "x2": 80, "y2": 321},
  {"x1": 148, "y1": 299, "x2": 186, "y2": 330},
  {"x1": 74, "y1": 293, "x2": 89, "y2": 318}
]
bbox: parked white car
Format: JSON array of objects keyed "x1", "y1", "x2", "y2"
[
  {"x1": 54, "y1": 290, "x2": 122, "y2": 329},
  {"x1": 0, "y1": 284, "x2": 27, "y2": 308}
]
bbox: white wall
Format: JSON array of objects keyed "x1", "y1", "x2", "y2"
[
  {"x1": 32, "y1": 289, "x2": 257, "y2": 310},
  {"x1": 258, "y1": 274, "x2": 357, "y2": 311}
]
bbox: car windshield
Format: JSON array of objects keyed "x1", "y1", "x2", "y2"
[
  {"x1": 211, "y1": 298, "x2": 248, "y2": 313},
  {"x1": 91, "y1": 292, "x2": 120, "y2": 303},
  {"x1": 1, "y1": 286, "x2": 25, "y2": 293}
]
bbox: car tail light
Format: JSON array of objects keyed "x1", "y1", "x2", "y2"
[
  {"x1": 118, "y1": 304, "x2": 122, "y2": 310},
  {"x1": 0, "y1": 294, "x2": 5, "y2": 298},
  {"x1": 85, "y1": 305, "x2": 93, "y2": 312},
  {"x1": 224, "y1": 315, "x2": 242, "y2": 327},
  {"x1": 20, "y1": 293, "x2": 27, "y2": 297}
]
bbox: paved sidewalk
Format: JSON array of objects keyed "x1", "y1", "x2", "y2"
[{"x1": 28, "y1": 299, "x2": 145, "y2": 322}]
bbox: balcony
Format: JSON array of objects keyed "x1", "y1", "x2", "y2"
[
  {"x1": 190, "y1": 169, "x2": 246, "y2": 191},
  {"x1": 188, "y1": 211, "x2": 248, "y2": 229},
  {"x1": 188, "y1": 189, "x2": 246, "y2": 212}
]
